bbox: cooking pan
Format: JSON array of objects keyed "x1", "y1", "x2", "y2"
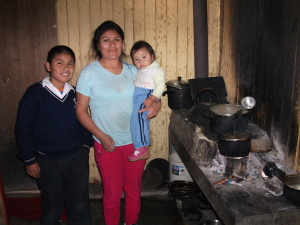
[
  {"x1": 218, "y1": 132, "x2": 252, "y2": 157},
  {"x1": 263, "y1": 161, "x2": 300, "y2": 206},
  {"x1": 203, "y1": 104, "x2": 249, "y2": 134}
]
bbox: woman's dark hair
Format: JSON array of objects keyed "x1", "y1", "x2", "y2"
[
  {"x1": 47, "y1": 45, "x2": 76, "y2": 63},
  {"x1": 130, "y1": 40, "x2": 156, "y2": 61},
  {"x1": 90, "y1": 20, "x2": 126, "y2": 60}
]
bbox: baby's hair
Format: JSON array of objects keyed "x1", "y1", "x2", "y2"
[
  {"x1": 130, "y1": 41, "x2": 155, "y2": 61},
  {"x1": 47, "y1": 45, "x2": 76, "y2": 63}
]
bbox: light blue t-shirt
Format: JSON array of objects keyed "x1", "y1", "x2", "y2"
[{"x1": 76, "y1": 60, "x2": 137, "y2": 146}]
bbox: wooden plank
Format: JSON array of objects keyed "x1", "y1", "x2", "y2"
[
  {"x1": 251, "y1": 138, "x2": 272, "y2": 152},
  {"x1": 66, "y1": 0, "x2": 80, "y2": 85},
  {"x1": 207, "y1": 0, "x2": 221, "y2": 78},
  {"x1": 124, "y1": 0, "x2": 134, "y2": 57},
  {"x1": 152, "y1": 0, "x2": 168, "y2": 159},
  {"x1": 161, "y1": 0, "x2": 176, "y2": 160},
  {"x1": 133, "y1": 0, "x2": 145, "y2": 41},
  {"x1": 177, "y1": 0, "x2": 188, "y2": 80},
  {"x1": 89, "y1": 0, "x2": 101, "y2": 32},
  {"x1": 113, "y1": 0, "x2": 125, "y2": 29},
  {"x1": 166, "y1": 0, "x2": 177, "y2": 82},
  {"x1": 144, "y1": 0, "x2": 156, "y2": 48},
  {"x1": 56, "y1": 0, "x2": 69, "y2": 45},
  {"x1": 219, "y1": 0, "x2": 237, "y2": 103},
  {"x1": 100, "y1": 0, "x2": 113, "y2": 21},
  {"x1": 77, "y1": 0, "x2": 91, "y2": 78}
]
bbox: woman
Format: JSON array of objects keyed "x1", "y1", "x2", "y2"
[{"x1": 76, "y1": 21, "x2": 161, "y2": 225}]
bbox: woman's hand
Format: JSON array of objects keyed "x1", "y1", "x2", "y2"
[
  {"x1": 26, "y1": 163, "x2": 40, "y2": 179},
  {"x1": 140, "y1": 99, "x2": 162, "y2": 120},
  {"x1": 98, "y1": 133, "x2": 116, "y2": 152},
  {"x1": 143, "y1": 95, "x2": 157, "y2": 107}
]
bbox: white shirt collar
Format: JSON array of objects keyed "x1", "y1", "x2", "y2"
[{"x1": 41, "y1": 77, "x2": 74, "y2": 99}]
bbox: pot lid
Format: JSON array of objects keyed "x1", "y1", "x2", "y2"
[
  {"x1": 219, "y1": 132, "x2": 252, "y2": 141},
  {"x1": 166, "y1": 76, "x2": 189, "y2": 89}
]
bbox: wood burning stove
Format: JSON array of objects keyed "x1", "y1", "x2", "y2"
[{"x1": 168, "y1": 110, "x2": 300, "y2": 225}]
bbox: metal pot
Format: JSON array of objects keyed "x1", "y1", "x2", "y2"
[
  {"x1": 263, "y1": 162, "x2": 300, "y2": 206},
  {"x1": 218, "y1": 132, "x2": 252, "y2": 157},
  {"x1": 162, "y1": 76, "x2": 194, "y2": 110},
  {"x1": 204, "y1": 104, "x2": 249, "y2": 134}
]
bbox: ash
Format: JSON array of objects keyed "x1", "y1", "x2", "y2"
[
  {"x1": 206, "y1": 148, "x2": 299, "y2": 195},
  {"x1": 262, "y1": 176, "x2": 283, "y2": 196}
]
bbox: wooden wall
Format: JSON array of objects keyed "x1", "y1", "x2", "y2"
[
  {"x1": 55, "y1": 0, "x2": 194, "y2": 182},
  {"x1": 0, "y1": 0, "x2": 57, "y2": 190}
]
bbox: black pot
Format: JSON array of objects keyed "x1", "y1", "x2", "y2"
[
  {"x1": 168, "y1": 180, "x2": 200, "y2": 199},
  {"x1": 163, "y1": 77, "x2": 194, "y2": 110},
  {"x1": 263, "y1": 162, "x2": 300, "y2": 206},
  {"x1": 204, "y1": 104, "x2": 249, "y2": 134},
  {"x1": 283, "y1": 174, "x2": 300, "y2": 207},
  {"x1": 218, "y1": 132, "x2": 252, "y2": 157}
]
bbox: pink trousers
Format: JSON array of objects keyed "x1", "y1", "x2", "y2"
[{"x1": 94, "y1": 141, "x2": 146, "y2": 225}]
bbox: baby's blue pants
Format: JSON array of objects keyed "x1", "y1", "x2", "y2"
[{"x1": 130, "y1": 87, "x2": 153, "y2": 148}]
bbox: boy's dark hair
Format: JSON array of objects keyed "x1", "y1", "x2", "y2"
[
  {"x1": 130, "y1": 40, "x2": 156, "y2": 61},
  {"x1": 47, "y1": 45, "x2": 76, "y2": 63},
  {"x1": 91, "y1": 20, "x2": 126, "y2": 60}
]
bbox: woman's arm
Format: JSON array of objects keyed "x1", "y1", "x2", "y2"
[
  {"x1": 76, "y1": 92, "x2": 116, "y2": 152},
  {"x1": 139, "y1": 99, "x2": 162, "y2": 119}
]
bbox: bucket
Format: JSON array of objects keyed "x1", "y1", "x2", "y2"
[{"x1": 169, "y1": 153, "x2": 193, "y2": 182}]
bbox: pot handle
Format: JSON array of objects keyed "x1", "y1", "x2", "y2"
[
  {"x1": 195, "y1": 88, "x2": 220, "y2": 104},
  {"x1": 162, "y1": 90, "x2": 175, "y2": 96},
  {"x1": 202, "y1": 112, "x2": 213, "y2": 120},
  {"x1": 231, "y1": 109, "x2": 243, "y2": 120},
  {"x1": 263, "y1": 161, "x2": 286, "y2": 182}
]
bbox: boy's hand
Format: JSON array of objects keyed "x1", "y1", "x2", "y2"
[{"x1": 26, "y1": 163, "x2": 41, "y2": 179}]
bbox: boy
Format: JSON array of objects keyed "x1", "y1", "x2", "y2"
[{"x1": 15, "y1": 45, "x2": 93, "y2": 225}]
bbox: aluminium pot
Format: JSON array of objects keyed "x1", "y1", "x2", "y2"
[
  {"x1": 263, "y1": 162, "x2": 300, "y2": 206},
  {"x1": 204, "y1": 104, "x2": 249, "y2": 134},
  {"x1": 162, "y1": 76, "x2": 194, "y2": 110},
  {"x1": 218, "y1": 132, "x2": 252, "y2": 157}
]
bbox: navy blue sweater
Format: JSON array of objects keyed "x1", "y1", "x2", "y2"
[{"x1": 15, "y1": 81, "x2": 93, "y2": 166}]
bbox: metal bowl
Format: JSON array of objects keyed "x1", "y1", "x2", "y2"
[{"x1": 200, "y1": 219, "x2": 223, "y2": 225}]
